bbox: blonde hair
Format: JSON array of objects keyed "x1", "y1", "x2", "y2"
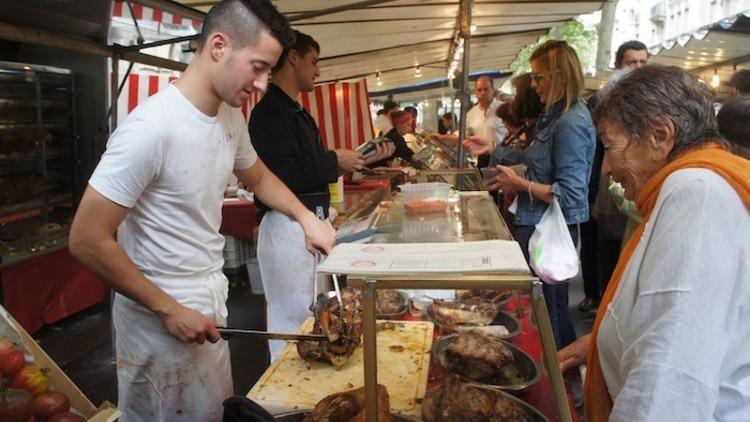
[{"x1": 530, "y1": 40, "x2": 584, "y2": 113}]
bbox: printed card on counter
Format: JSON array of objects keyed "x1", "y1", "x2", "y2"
[{"x1": 317, "y1": 240, "x2": 530, "y2": 275}]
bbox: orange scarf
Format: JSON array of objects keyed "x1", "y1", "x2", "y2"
[{"x1": 585, "y1": 143, "x2": 750, "y2": 421}]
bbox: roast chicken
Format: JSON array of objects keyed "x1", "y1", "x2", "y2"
[
  {"x1": 303, "y1": 384, "x2": 393, "y2": 422},
  {"x1": 456, "y1": 289, "x2": 513, "y2": 305},
  {"x1": 297, "y1": 287, "x2": 363, "y2": 369},
  {"x1": 430, "y1": 298, "x2": 499, "y2": 326},
  {"x1": 444, "y1": 330, "x2": 515, "y2": 380},
  {"x1": 421, "y1": 374, "x2": 532, "y2": 422},
  {"x1": 376, "y1": 289, "x2": 405, "y2": 315}
]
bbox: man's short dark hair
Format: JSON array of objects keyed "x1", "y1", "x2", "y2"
[
  {"x1": 272, "y1": 30, "x2": 320, "y2": 73},
  {"x1": 376, "y1": 109, "x2": 386, "y2": 116},
  {"x1": 383, "y1": 101, "x2": 399, "y2": 113},
  {"x1": 594, "y1": 65, "x2": 726, "y2": 157},
  {"x1": 717, "y1": 96, "x2": 750, "y2": 149},
  {"x1": 614, "y1": 40, "x2": 648, "y2": 68},
  {"x1": 198, "y1": 0, "x2": 295, "y2": 51},
  {"x1": 729, "y1": 69, "x2": 750, "y2": 95},
  {"x1": 404, "y1": 106, "x2": 418, "y2": 117}
]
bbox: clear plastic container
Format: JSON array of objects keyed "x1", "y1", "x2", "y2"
[{"x1": 398, "y1": 182, "x2": 451, "y2": 203}]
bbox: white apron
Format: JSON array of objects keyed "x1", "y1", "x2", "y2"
[
  {"x1": 257, "y1": 210, "x2": 328, "y2": 360},
  {"x1": 113, "y1": 271, "x2": 232, "y2": 422}
]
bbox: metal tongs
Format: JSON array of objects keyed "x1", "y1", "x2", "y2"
[
  {"x1": 312, "y1": 206, "x2": 345, "y2": 320},
  {"x1": 217, "y1": 328, "x2": 326, "y2": 342}
]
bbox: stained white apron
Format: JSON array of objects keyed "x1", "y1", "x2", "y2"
[
  {"x1": 113, "y1": 271, "x2": 232, "y2": 422},
  {"x1": 257, "y1": 210, "x2": 328, "y2": 360}
]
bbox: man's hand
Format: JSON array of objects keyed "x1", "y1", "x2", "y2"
[
  {"x1": 462, "y1": 135, "x2": 493, "y2": 156},
  {"x1": 558, "y1": 333, "x2": 591, "y2": 372},
  {"x1": 298, "y1": 211, "x2": 336, "y2": 254},
  {"x1": 335, "y1": 149, "x2": 364, "y2": 172},
  {"x1": 159, "y1": 302, "x2": 222, "y2": 344},
  {"x1": 363, "y1": 142, "x2": 395, "y2": 166}
]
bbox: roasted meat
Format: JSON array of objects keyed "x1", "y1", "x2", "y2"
[
  {"x1": 456, "y1": 289, "x2": 513, "y2": 305},
  {"x1": 421, "y1": 374, "x2": 532, "y2": 422},
  {"x1": 303, "y1": 384, "x2": 393, "y2": 422},
  {"x1": 376, "y1": 289, "x2": 405, "y2": 315},
  {"x1": 298, "y1": 287, "x2": 363, "y2": 369},
  {"x1": 444, "y1": 330, "x2": 514, "y2": 380},
  {"x1": 430, "y1": 299, "x2": 498, "y2": 326}
]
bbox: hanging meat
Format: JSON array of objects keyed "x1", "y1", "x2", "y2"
[
  {"x1": 421, "y1": 374, "x2": 532, "y2": 422},
  {"x1": 297, "y1": 287, "x2": 363, "y2": 369},
  {"x1": 444, "y1": 330, "x2": 515, "y2": 380},
  {"x1": 303, "y1": 384, "x2": 393, "y2": 422}
]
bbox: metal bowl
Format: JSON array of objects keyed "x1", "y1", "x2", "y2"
[
  {"x1": 425, "y1": 304, "x2": 521, "y2": 339},
  {"x1": 275, "y1": 411, "x2": 419, "y2": 421},
  {"x1": 432, "y1": 334, "x2": 541, "y2": 391},
  {"x1": 311, "y1": 290, "x2": 409, "y2": 319}
]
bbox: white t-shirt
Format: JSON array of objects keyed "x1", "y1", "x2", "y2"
[
  {"x1": 598, "y1": 168, "x2": 750, "y2": 421},
  {"x1": 89, "y1": 84, "x2": 257, "y2": 277},
  {"x1": 466, "y1": 99, "x2": 506, "y2": 145}
]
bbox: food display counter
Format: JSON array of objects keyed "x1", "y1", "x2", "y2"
[{"x1": 246, "y1": 173, "x2": 574, "y2": 421}]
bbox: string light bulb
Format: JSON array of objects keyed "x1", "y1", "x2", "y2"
[
  {"x1": 415, "y1": 65, "x2": 422, "y2": 77},
  {"x1": 376, "y1": 71, "x2": 383, "y2": 86}
]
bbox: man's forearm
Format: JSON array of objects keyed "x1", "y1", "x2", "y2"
[
  {"x1": 248, "y1": 165, "x2": 313, "y2": 222},
  {"x1": 69, "y1": 236, "x2": 178, "y2": 317}
]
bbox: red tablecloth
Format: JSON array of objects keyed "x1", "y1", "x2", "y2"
[
  {"x1": 220, "y1": 199, "x2": 257, "y2": 242},
  {"x1": 1, "y1": 248, "x2": 109, "y2": 333}
]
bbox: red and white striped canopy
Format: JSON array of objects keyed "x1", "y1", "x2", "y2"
[
  {"x1": 111, "y1": 0, "x2": 202, "y2": 28},
  {"x1": 116, "y1": 73, "x2": 373, "y2": 151}
]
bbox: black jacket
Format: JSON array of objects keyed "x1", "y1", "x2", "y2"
[
  {"x1": 369, "y1": 128, "x2": 415, "y2": 168},
  {"x1": 249, "y1": 83, "x2": 338, "y2": 221}
]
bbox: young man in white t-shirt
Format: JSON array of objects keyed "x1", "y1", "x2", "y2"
[{"x1": 68, "y1": 1, "x2": 334, "y2": 420}]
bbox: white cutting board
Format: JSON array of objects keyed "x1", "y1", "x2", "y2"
[{"x1": 247, "y1": 318, "x2": 434, "y2": 417}]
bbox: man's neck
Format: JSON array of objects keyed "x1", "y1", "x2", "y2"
[
  {"x1": 479, "y1": 100, "x2": 492, "y2": 111},
  {"x1": 273, "y1": 69, "x2": 301, "y2": 102},
  {"x1": 174, "y1": 58, "x2": 223, "y2": 117}
]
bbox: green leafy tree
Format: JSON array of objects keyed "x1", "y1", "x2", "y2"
[{"x1": 508, "y1": 20, "x2": 598, "y2": 75}]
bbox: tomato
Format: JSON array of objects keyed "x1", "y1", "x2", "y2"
[
  {"x1": 9, "y1": 365, "x2": 49, "y2": 397},
  {"x1": 46, "y1": 413, "x2": 85, "y2": 422},
  {"x1": 0, "y1": 337, "x2": 26, "y2": 378},
  {"x1": 32, "y1": 391, "x2": 70, "y2": 421},
  {"x1": 0, "y1": 385, "x2": 34, "y2": 422}
]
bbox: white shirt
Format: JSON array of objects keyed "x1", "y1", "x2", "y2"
[
  {"x1": 466, "y1": 99, "x2": 506, "y2": 145},
  {"x1": 597, "y1": 168, "x2": 750, "y2": 422},
  {"x1": 89, "y1": 84, "x2": 257, "y2": 277},
  {"x1": 374, "y1": 114, "x2": 392, "y2": 136}
]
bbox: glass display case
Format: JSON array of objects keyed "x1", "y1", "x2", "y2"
[
  {"x1": 417, "y1": 169, "x2": 487, "y2": 191},
  {"x1": 0, "y1": 61, "x2": 78, "y2": 268}
]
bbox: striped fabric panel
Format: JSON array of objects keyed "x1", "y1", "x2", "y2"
[{"x1": 115, "y1": 72, "x2": 373, "y2": 150}]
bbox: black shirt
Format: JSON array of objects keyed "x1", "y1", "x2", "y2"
[
  {"x1": 369, "y1": 128, "x2": 415, "y2": 168},
  {"x1": 249, "y1": 83, "x2": 338, "y2": 221}
]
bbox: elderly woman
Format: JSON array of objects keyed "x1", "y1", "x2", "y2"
[
  {"x1": 466, "y1": 40, "x2": 596, "y2": 349},
  {"x1": 369, "y1": 110, "x2": 415, "y2": 168},
  {"x1": 558, "y1": 65, "x2": 750, "y2": 421}
]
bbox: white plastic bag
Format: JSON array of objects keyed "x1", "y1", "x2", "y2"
[{"x1": 528, "y1": 199, "x2": 579, "y2": 284}]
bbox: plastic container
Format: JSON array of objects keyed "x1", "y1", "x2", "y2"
[{"x1": 398, "y1": 182, "x2": 451, "y2": 203}]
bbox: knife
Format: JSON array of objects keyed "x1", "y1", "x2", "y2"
[{"x1": 218, "y1": 328, "x2": 327, "y2": 342}]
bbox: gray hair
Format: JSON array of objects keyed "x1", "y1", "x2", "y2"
[
  {"x1": 593, "y1": 64, "x2": 726, "y2": 157},
  {"x1": 598, "y1": 68, "x2": 631, "y2": 99}
]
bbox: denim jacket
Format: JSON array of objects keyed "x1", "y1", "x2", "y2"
[{"x1": 490, "y1": 98, "x2": 596, "y2": 226}]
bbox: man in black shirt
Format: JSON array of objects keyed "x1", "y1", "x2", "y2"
[{"x1": 249, "y1": 30, "x2": 392, "y2": 359}]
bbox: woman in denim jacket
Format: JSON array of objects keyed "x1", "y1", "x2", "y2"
[{"x1": 466, "y1": 40, "x2": 596, "y2": 349}]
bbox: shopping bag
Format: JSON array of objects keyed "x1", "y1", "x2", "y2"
[{"x1": 528, "y1": 199, "x2": 579, "y2": 284}]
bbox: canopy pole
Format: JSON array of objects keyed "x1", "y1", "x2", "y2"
[{"x1": 456, "y1": 0, "x2": 473, "y2": 168}]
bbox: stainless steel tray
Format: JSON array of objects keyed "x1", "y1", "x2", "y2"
[
  {"x1": 275, "y1": 411, "x2": 419, "y2": 421},
  {"x1": 433, "y1": 334, "x2": 541, "y2": 391},
  {"x1": 425, "y1": 304, "x2": 521, "y2": 338}
]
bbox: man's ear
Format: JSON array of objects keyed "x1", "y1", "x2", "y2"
[
  {"x1": 649, "y1": 118, "x2": 676, "y2": 160},
  {"x1": 287, "y1": 49, "x2": 300, "y2": 67},
  {"x1": 207, "y1": 32, "x2": 229, "y2": 62}
]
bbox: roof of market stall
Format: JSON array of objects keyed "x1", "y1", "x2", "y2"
[
  {"x1": 648, "y1": 12, "x2": 750, "y2": 99},
  {"x1": 173, "y1": 0, "x2": 604, "y2": 92}
]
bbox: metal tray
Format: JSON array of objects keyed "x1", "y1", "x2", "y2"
[
  {"x1": 313, "y1": 290, "x2": 409, "y2": 319},
  {"x1": 425, "y1": 304, "x2": 521, "y2": 338},
  {"x1": 275, "y1": 411, "x2": 419, "y2": 421},
  {"x1": 433, "y1": 334, "x2": 541, "y2": 391}
]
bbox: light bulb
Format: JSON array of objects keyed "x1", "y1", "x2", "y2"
[
  {"x1": 470, "y1": 24, "x2": 477, "y2": 33},
  {"x1": 711, "y1": 72, "x2": 720, "y2": 88}
]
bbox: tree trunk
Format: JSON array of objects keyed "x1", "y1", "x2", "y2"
[{"x1": 596, "y1": 0, "x2": 619, "y2": 72}]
